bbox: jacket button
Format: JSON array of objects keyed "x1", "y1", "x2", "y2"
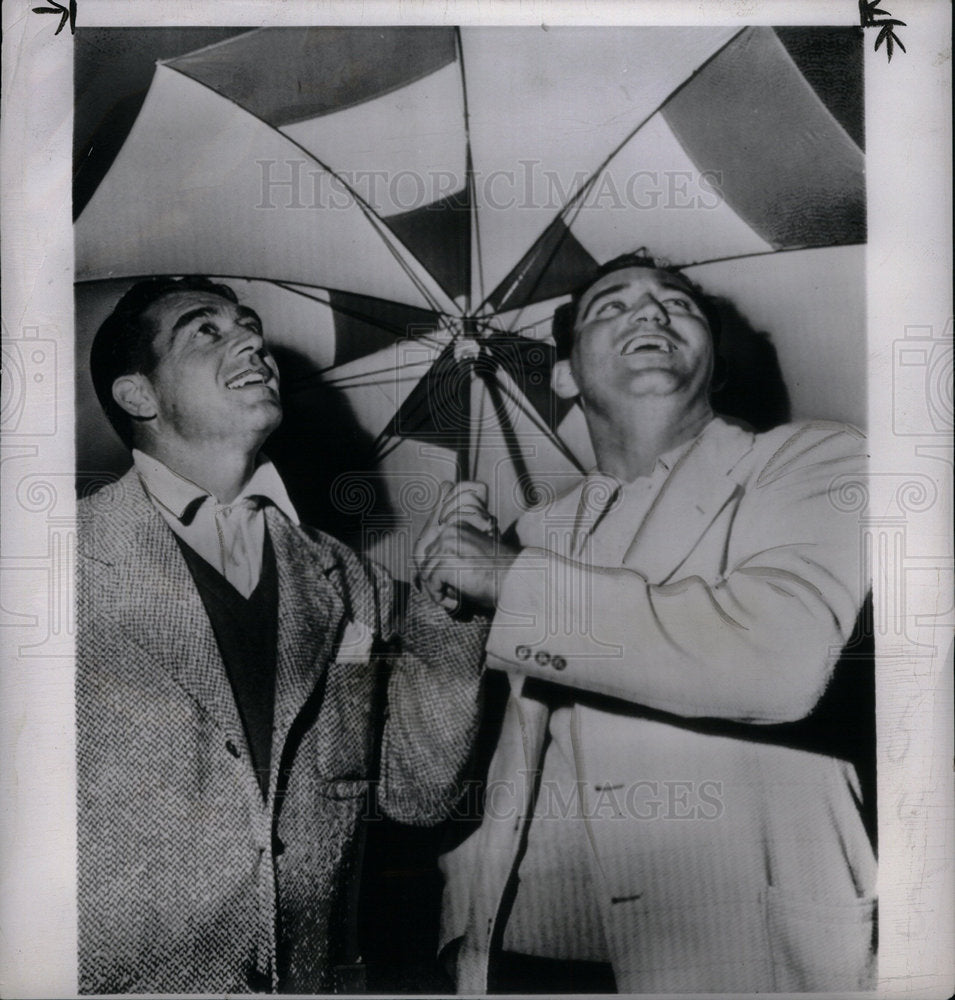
[
  {"x1": 534, "y1": 650, "x2": 550, "y2": 666},
  {"x1": 515, "y1": 645, "x2": 531, "y2": 660},
  {"x1": 552, "y1": 656, "x2": 567, "y2": 671},
  {"x1": 225, "y1": 739, "x2": 240, "y2": 758}
]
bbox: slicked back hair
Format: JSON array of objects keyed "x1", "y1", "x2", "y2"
[
  {"x1": 552, "y1": 252, "x2": 722, "y2": 362},
  {"x1": 90, "y1": 276, "x2": 239, "y2": 449}
]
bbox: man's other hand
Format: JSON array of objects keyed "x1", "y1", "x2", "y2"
[{"x1": 414, "y1": 481, "x2": 518, "y2": 611}]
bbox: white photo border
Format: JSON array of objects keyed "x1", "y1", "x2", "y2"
[{"x1": 1, "y1": 1, "x2": 951, "y2": 996}]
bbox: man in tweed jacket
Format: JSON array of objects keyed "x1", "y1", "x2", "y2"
[{"x1": 77, "y1": 276, "x2": 486, "y2": 994}]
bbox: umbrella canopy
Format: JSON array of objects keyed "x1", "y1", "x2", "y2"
[{"x1": 75, "y1": 25, "x2": 866, "y2": 577}]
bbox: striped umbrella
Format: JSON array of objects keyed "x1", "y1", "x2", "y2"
[{"x1": 75, "y1": 25, "x2": 865, "y2": 577}]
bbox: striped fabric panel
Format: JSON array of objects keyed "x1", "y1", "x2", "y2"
[
  {"x1": 74, "y1": 66, "x2": 455, "y2": 312},
  {"x1": 462, "y1": 26, "x2": 741, "y2": 302},
  {"x1": 490, "y1": 296, "x2": 573, "y2": 340},
  {"x1": 485, "y1": 27, "x2": 865, "y2": 312},
  {"x1": 381, "y1": 187, "x2": 471, "y2": 303},
  {"x1": 661, "y1": 27, "x2": 865, "y2": 250},
  {"x1": 325, "y1": 292, "x2": 442, "y2": 368},
  {"x1": 489, "y1": 110, "x2": 772, "y2": 313},
  {"x1": 119, "y1": 33, "x2": 459, "y2": 307},
  {"x1": 771, "y1": 27, "x2": 865, "y2": 150},
  {"x1": 171, "y1": 30, "x2": 471, "y2": 300},
  {"x1": 167, "y1": 27, "x2": 458, "y2": 126},
  {"x1": 280, "y1": 59, "x2": 470, "y2": 300},
  {"x1": 567, "y1": 110, "x2": 773, "y2": 267},
  {"x1": 488, "y1": 220, "x2": 599, "y2": 313},
  {"x1": 279, "y1": 60, "x2": 467, "y2": 217},
  {"x1": 323, "y1": 334, "x2": 453, "y2": 439}
]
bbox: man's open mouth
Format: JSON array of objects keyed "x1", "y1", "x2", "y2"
[
  {"x1": 225, "y1": 368, "x2": 272, "y2": 389},
  {"x1": 621, "y1": 334, "x2": 676, "y2": 355}
]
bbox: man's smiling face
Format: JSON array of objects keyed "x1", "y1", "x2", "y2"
[
  {"x1": 135, "y1": 290, "x2": 282, "y2": 450},
  {"x1": 567, "y1": 266, "x2": 715, "y2": 412}
]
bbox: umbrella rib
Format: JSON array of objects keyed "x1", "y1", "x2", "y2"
[
  {"x1": 675, "y1": 240, "x2": 869, "y2": 271},
  {"x1": 314, "y1": 342, "x2": 448, "y2": 379},
  {"x1": 491, "y1": 372, "x2": 586, "y2": 472},
  {"x1": 156, "y1": 29, "x2": 261, "y2": 65},
  {"x1": 159, "y1": 62, "x2": 460, "y2": 318},
  {"x1": 476, "y1": 26, "x2": 750, "y2": 316},
  {"x1": 455, "y1": 27, "x2": 484, "y2": 312},
  {"x1": 290, "y1": 368, "x2": 430, "y2": 391},
  {"x1": 266, "y1": 279, "x2": 454, "y2": 372},
  {"x1": 269, "y1": 279, "x2": 453, "y2": 354},
  {"x1": 506, "y1": 310, "x2": 568, "y2": 338},
  {"x1": 556, "y1": 27, "x2": 751, "y2": 224},
  {"x1": 319, "y1": 366, "x2": 435, "y2": 388},
  {"x1": 269, "y1": 282, "x2": 427, "y2": 340},
  {"x1": 318, "y1": 334, "x2": 450, "y2": 368},
  {"x1": 369, "y1": 417, "x2": 429, "y2": 465},
  {"x1": 469, "y1": 363, "x2": 485, "y2": 481},
  {"x1": 473, "y1": 367, "x2": 538, "y2": 506},
  {"x1": 366, "y1": 373, "x2": 447, "y2": 461},
  {"x1": 74, "y1": 271, "x2": 453, "y2": 352}
]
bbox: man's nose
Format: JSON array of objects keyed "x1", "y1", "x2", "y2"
[
  {"x1": 629, "y1": 295, "x2": 668, "y2": 326},
  {"x1": 233, "y1": 326, "x2": 266, "y2": 354}
]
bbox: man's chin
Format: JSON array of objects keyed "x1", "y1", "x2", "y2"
[
  {"x1": 245, "y1": 403, "x2": 283, "y2": 441},
  {"x1": 262, "y1": 408, "x2": 283, "y2": 435}
]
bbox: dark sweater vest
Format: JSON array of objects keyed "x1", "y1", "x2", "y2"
[{"x1": 175, "y1": 529, "x2": 279, "y2": 798}]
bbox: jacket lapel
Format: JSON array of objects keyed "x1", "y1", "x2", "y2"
[
  {"x1": 84, "y1": 472, "x2": 352, "y2": 803},
  {"x1": 266, "y1": 511, "x2": 346, "y2": 796},
  {"x1": 89, "y1": 470, "x2": 251, "y2": 755},
  {"x1": 622, "y1": 419, "x2": 756, "y2": 582}
]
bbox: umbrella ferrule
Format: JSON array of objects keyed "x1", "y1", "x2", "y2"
[{"x1": 453, "y1": 337, "x2": 481, "y2": 363}]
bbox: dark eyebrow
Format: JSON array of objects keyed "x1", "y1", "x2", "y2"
[
  {"x1": 580, "y1": 283, "x2": 628, "y2": 321},
  {"x1": 581, "y1": 278, "x2": 699, "y2": 322},
  {"x1": 236, "y1": 306, "x2": 262, "y2": 327},
  {"x1": 172, "y1": 305, "x2": 217, "y2": 333},
  {"x1": 657, "y1": 280, "x2": 696, "y2": 299},
  {"x1": 171, "y1": 303, "x2": 262, "y2": 334}
]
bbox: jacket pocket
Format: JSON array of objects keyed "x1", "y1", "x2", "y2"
[
  {"x1": 606, "y1": 894, "x2": 773, "y2": 993},
  {"x1": 765, "y1": 885, "x2": 876, "y2": 991}
]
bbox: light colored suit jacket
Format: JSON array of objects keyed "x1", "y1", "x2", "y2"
[
  {"x1": 441, "y1": 418, "x2": 876, "y2": 993},
  {"x1": 77, "y1": 468, "x2": 485, "y2": 994}
]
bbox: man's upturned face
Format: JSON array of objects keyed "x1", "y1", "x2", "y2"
[
  {"x1": 137, "y1": 290, "x2": 282, "y2": 448},
  {"x1": 568, "y1": 267, "x2": 715, "y2": 412}
]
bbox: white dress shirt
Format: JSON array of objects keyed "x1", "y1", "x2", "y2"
[{"x1": 132, "y1": 450, "x2": 299, "y2": 598}]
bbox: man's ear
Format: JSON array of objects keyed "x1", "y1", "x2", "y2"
[
  {"x1": 112, "y1": 373, "x2": 158, "y2": 421},
  {"x1": 551, "y1": 358, "x2": 580, "y2": 400}
]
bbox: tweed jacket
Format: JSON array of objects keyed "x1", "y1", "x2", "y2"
[
  {"x1": 440, "y1": 418, "x2": 876, "y2": 993},
  {"x1": 77, "y1": 468, "x2": 485, "y2": 994}
]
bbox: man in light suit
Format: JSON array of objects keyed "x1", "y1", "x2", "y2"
[
  {"x1": 418, "y1": 254, "x2": 875, "y2": 993},
  {"x1": 77, "y1": 276, "x2": 486, "y2": 994}
]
